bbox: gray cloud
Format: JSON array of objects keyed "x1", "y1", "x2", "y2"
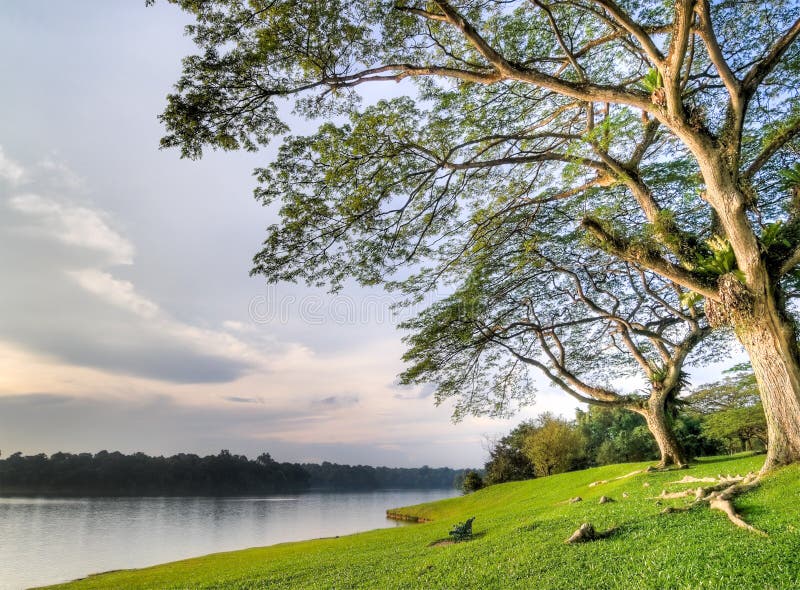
[
  {"x1": 391, "y1": 381, "x2": 436, "y2": 400},
  {"x1": 310, "y1": 395, "x2": 360, "y2": 409}
]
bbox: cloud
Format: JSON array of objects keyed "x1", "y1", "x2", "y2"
[
  {"x1": 223, "y1": 396, "x2": 265, "y2": 404},
  {"x1": 311, "y1": 395, "x2": 360, "y2": 409},
  {"x1": 9, "y1": 193, "x2": 134, "y2": 265},
  {"x1": 67, "y1": 269, "x2": 160, "y2": 318},
  {"x1": 391, "y1": 380, "x2": 436, "y2": 400},
  {"x1": 0, "y1": 393, "x2": 303, "y2": 457},
  {"x1": 0, "y1": 146, "x2": 25, "y2": 184},
  {"x1": 0, "y1": 393, "x2": 472, "y2": 467},
  {"x1": 0, "y1": 149, "x2": 257, "y2": 384}
]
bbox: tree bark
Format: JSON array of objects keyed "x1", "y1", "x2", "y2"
[
  {"x1": 698, "y1": 160, "x2": 800, "y2": 472},
  {"x1": 733, "y1": 300, "x2": 800, "y2": 471}
]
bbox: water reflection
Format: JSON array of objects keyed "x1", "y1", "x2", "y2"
[{"x1": 0, "y1": 489, "x2": 457, "y2": 590}]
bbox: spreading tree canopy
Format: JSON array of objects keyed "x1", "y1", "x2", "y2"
[{"x1": 158, "y1": 0, "x2": 800, "y2": 470}]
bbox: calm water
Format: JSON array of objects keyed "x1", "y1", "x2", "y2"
[{"x1": 0, "y1": 489, "x2": 458, "y2": 590}]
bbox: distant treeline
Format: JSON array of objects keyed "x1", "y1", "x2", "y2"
[
  {"x1": 302, "y1": 462, "x2": 464, "y2": 489},
  {"x1": 0, "y1": 450, "x2": 467, "y2": 496}
]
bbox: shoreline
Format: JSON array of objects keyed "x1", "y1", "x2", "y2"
[{"x1": 385, "y1": 510, "x2": 431, "y2": 523}]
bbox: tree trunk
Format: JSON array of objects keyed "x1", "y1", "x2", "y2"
[
  {"x1": 733, "y1": 302, "x2": 800, "y2": 471},
  {"x1": 698, "y1": 159, "x2": 800, "y2": 472},
  {"x1": 638, "y1": 395, "x2": 687, "y2": 468}
]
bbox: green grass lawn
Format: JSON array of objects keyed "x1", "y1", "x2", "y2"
[{"x1": 41, "y1": 454, "x2": 800, "y2": 589}]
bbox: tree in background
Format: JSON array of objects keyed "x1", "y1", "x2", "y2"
[
  {"x1": 462, "y1": 470, "x2": 485, "y2": 493},
  {"x1": 577, "y1": 406, "x2": 658, "y2": 465},
  {"x1": 575, "y1": 405, "x2": 719, "y2": 465},
  {"x1": 522, "y1": 414, "x2": 585, "y2": 477},
  {"x1": 402, "y1": 242, "x2": 717, "y2": 468},
  {"x1": 484, "y1": 422, "x2": 537, "y2": 485},
  {"x1": 688, "y1": 364, "x2": 768, "y2": 453},
  {"x1": 160, "y1": 1, "x2": 800, "y2": 470}
]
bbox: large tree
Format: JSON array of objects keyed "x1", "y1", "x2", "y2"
[
  {"x1": 159, "y1": 0, "x2": 800, "y2": 470},
  {"x1": 400, "y1": 239, "x2": 713, "y2": 467}
]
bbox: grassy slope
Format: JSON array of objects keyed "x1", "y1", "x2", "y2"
[{"x1": 42, "y1": 454, "x2": 800, "y2": 590}]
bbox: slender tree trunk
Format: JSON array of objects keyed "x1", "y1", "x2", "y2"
[
  {"x1": 733, "y1": 301, "x2": 800, "y2": 471},
  {"x1": 636, "y1": 395, "x2": 688, "y2": 468}
]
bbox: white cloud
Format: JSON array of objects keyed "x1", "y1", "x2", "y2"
[
  {"x1": 0, "y1": 146, "x2": 25, "y2": 185},
  {"x1": 67, "y1": 269, "x2": 160, "y2": 319},
  {"x1": 9, "y1": 193, "x2": 135, "y2": 265}
]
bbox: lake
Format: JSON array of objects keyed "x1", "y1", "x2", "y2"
[{"x1": 0, "y1": 489, "x2": 459, "y2": 590}]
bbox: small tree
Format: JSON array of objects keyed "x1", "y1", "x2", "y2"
[{"x1": 522, "y1": 414, "x2": 585, "y2": 477}]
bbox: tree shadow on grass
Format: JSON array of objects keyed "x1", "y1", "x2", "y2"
[
  {"x1": 693, "y1": 452, "x2": 762, "y2": 466},
  {"x1": 427, "y1": 531, "x2": 486, "y2": 547}
]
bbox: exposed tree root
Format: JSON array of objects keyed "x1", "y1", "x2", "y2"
[
  {"x1": 709, "y1": 496, "x2": 766, "y2": 536},
  {"x1": 653, "y1": 472, "x2": 766, "y2": 536},
  {"x1": 670, "y1": 475, "x2": 718, "y2": 484},
  {"x1": 652, "y1": 462, "x2": 689, "y2": 471},
  {"x1": 589, "y1": 469, "x2": 645, "y2": 487},
  {"x1": 655, "y1": 487, "x2": 704, "y2": 500}
]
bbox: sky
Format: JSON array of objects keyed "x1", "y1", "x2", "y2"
[{"x1": 0, "y1": 1, "x2": 740, "y2": 468}]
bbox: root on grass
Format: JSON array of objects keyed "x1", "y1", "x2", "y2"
[
  {"x1": 589, "y1": 468, "x2": 645, "y2": 487},
  {"x1": 653, "y1": 472, "x2": 766, "y2": 536}
]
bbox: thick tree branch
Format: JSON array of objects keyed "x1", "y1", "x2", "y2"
[
  {"x1": 695, "y1": 0, "x2": 740, "y2": 99},
  {"x1": 581, "y1": 217, "x2": 719, "y2": 300},
  {"x1": 393, "y1": 4, "x2": 448, "y2": 22},
  {"x1": 430, "y1": 0, "x2": 653, "y2": 110},
  {"x1": 666, "y1": 0, "x2": 694, "y2": 96},
  {"x1": 780, "y1": 245, "x2": 800, "y2": 276},
  {"x1": 488, "y1": 330, "x2": 627, "y2": 407}
]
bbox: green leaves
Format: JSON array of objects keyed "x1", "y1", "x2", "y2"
[
  {"x1": 760, "y1": 220, "x2": 791, "y2": 251},
  {"x1": 778, "y1": 163, "x2": 800, "y2": 190},
  {"x1": 639, "y1": 68, "x2": 663, "y2": 94},
  {"x1": 692, "y1": 235, "x2": 744, "y2": 282}
]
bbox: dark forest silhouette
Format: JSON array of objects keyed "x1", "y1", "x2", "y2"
[{"x1": 0, "y1": 450, "x2": 466, "y2": 495}]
